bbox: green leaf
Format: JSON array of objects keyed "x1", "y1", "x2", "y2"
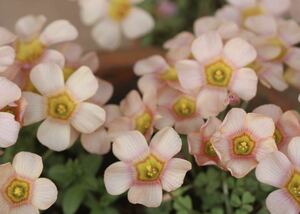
[
  {"x1": 173, "y1": 196, "x2": 193, "y2": 214},
  {"x1": 211, "y1": 207, "x2": 224, "y2": 214},
  {"x1": 242, "y1": 192, "x2": 255, "y2": 204},
  {"x1": 146, "y1": 202, "x2": 172, "y2": 214},
  {"x1": 241, "y1": 204, "x2": 253, "y2": 212},
  {"x1": 62, "y1": 185, "x2": 86, "y2": 214},
  {"x1": 79, "y1": 154, "x2": 102, "y2": 176},
  {"x1": 91, "y1": 207, "x2": 119, "y2": 214},
  {"x1": 48, "y1": 164, "x2": 75, "y2": 188},
  {"x1": 230, "y1": 194, "x2": 242, "y2": 207}
]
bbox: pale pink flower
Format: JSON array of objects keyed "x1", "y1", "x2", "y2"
[
  {"x1": 216, "y1": 0, "x2": 291, "y2": 26},
  {"x1": 253, "y1": 104, "x2": 300, "y2": 153},
  {"x1": 0, "y1": 77, "x2": 21, "y2": 148},
  {"x1": 23, "y1": 63, "x2": 105, "y2": 151},
  {"x1": 176, "y1": 32, "x2": 258, "y2": 118},
  {"x1": 188, "y1": 117, "x2": 222, "y2": 167},
  {"x1": 0, "y1": 27, "x2": 16, "y2": 73},
  {"x1": 155, "y1": 87, "x2": 204, "y2": 134},
  {"x1": 108, "y1": 90, "x2": 157, "y2": 140},
  {"x1": 78, "y1": 0, "x2": 154, "y2": 50},
  {"x1": 104, "y1": 127, "x2": 191, "y2": 207},
  {"x1": 5, "y1": 15, "x2": 78, "y2": 89},
  {"x1": 163, "y1": 31, "x2": 195, "y2": 63},
  {"x1": 211, "y1": 108, "x2": 277, "y2": 178},
  {"x1": 134, "y1": 55, "x2": 181, "y2": 100},
  {"x1": 0, "y1": 152, "x2": 57, "y2": 213},
  {"x1": 194, "y1": 16, "x2": 239, "y2": 40},
  {"x1": 290, "y1": 0, "x2": 300, "y2": 22},
  {"x1": 156, "y1": 0, "x2": 177, "y2": 18},
  {"x1": 256, "y1": 137, "x2": 300, "y2": 214}
]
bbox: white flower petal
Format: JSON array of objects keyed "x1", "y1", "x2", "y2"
[
  {"x1": 255, "y1": 151, "x2": 293, "y2": 188},
  {"x1": 0, "y1": 27, "x2": 16, "y2": 46},
  {"x1": 78, "y1": 0, "x2": 108, "y2": 25},
  {"x1": 71, "y1": 102, "x2": 105, "y2": 133},
  {"x1": 81, "y1": 128, "x2": 111, "y2": 155},
  {"x1": 0, "y1": 163, "x2": 14, "y2": 187},
  {"x1": 15, "y1": 15, "x2": 46, "y2": 41},
  {"x1": 228, "y1": 0, "x2": 256, "y2": 8},
  {"x1": 287, "y1": 137, "x2": 300, "y2": 168},
  {"x1": 227, "y1": 159, "x2": 257, "y2": 178},
  {"x1": 0, "y1": 46, "x2": 15, "y2": 73},
  {"x1": 285, "y1": 48, "x2": 300, "y2": 70},
  {"x1": 220, "y1": 108, "x2": 246, "y2": 136},
  {"x1": 10, "y1": 205, "x2": 39, "y2": 214},
  {"x1": 246, "y1": 113, "x2": 275, "y2": 140},
  {"x1": 37, "y1": 119, "x2": 72, "y2": 151},
  {"x1": 224, "y1": 38, "x2": 257, "y2": 68},
  {"x1": 58, "y1": 42, "x2": 82, "y2": 64},
  {"x1": 175, "y1": 117, "x2": 204, "y2": 135},
  {"x1": 128, "y1": 184, "x2": 162, "y2": 208},
  {"x1": 253, "y1": 104, "x2": 282, "y2": 122},
  {"x1": 66, "y1": 66, "x2": 98, "y2": 101},
  {"x1": 0, "y1": 77, "x2": 21, "y2": 109},
  {"x1": 191, "y1": 32, "x2": 223, "y2": 64},
  {"x1": 22, "y1": 92, "x2": 46, "y2": 126},
  {"x1": 245, "y1": 15, "x2": 277, "y2": 35},
  {"x1": 30, "y1": 63, "x2": 64, "y2": 96},
  {"x1": 194, "y1": 16, "x2": 220, "y2": 37},
  {"x1": 255, "y1": 137, "x2": 278, "y2": 161},
  {"x1": 266, "y1": 189, "x2": 300, "y2": 214},
  {"x1": 150, "y1": 127, "x2": 181, "y2": 161},
  {"x1": 122, "y1": 7, "x2": 154, "y2": 39},
  {"x1": 92, "y1": 19, "x2": 122, "y2": 51},
  {"x1": 261, "y1": 0, "x2": 291, "y2": 15},
  {"x1": 230, "y1": 68, "x2": 258, "y2": 101},
  {"x1": 0, "y1": 113, "x2": 20, "y2": 148},
  {"x1": 0, "y1": 194, "x2": 9, "y2": 213},
  {"x1": 176, "y1": 60, "x2": 204, "y2": 91},
  {"x1": 120, "y1": 90, "x2": 144, "y2": 117},
  {"x1": 40, "y1": 20, "x2": 78, "y2": 46},
  {"x1": 89, "y1": 78, "x2": 113, "y2": 106},
  {"x1": 134, "y1": 55, "x2": 168, "y2": 76},
  {"x1": 80, "y1": 51, "x2": 100, "y2": 72},
  {"x1": 161, "y1": 158, "x2": 191, "y2": 192},
  {"x1": 39, "y1": 49, "x2": 65, "y2": 68},
  {"x1": 112, "y1": 130, "x2": 149, "y2": 162},
  {"x1": 104, "y1": 104, "x2": 122, "y2": 124},
  {"x1": 278, "y1": 19, "x2": 300, "y2": 45},
  {"x1": 12, "y1": 151, "x2": 43, "y2": 179},
  {"x1": 104, "y1": 161, "x2": 133, "y2": 195},
  {"x1": 32, "y1": 178, "x2": 58, "y2": 210}
]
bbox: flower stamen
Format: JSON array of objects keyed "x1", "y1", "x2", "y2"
[
  {"x1": 173, "y1": 97, "x2": 196, "y2": 117},
  {"x1": 205, "y1": 61, "x2": 233, "y2": 87},
  {"x1": 135, "y1": 155, "x2": 164, "y2": 181},
  {"x1": 5, "y1": 178, "x2": 30, "y2": 204},
  {"x1": 233, "y1": 134, "x2": 255, "y2": 155},
  {"x1": 48, "y1": 92, "x2": 77, "y2": 120},
  {"x1": 108, "y1": 0, "x2": 131, "y2": 21}
]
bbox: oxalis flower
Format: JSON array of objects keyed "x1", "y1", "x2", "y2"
[
  {"x1": 211, "y1": 108, "x2": 277, "y2": 178},
  {"x1": 176, "y1": 32, "x2": 258, "y2": 118},
  {"x1": 0, "y1": 77, "x2": 22, "y2": 148},
  {"x1": 256, "y1": 137, "x2": 300, "y2": 214},
  {"x1": 23, "y1": 63, "x2": 106, "y2": 151},
  {"x1": 253, "y1": 104, "x2": 300, "y2": 153},
  {"x1": 5, "y1": 15, "x2": 78, "y2": 89},
  {"x1": 104, "y1": 127, "x2": 192, "y2": 207},
  {"x1": 78, "y1": 0, "x2": 154, "y2": 50},
  {"x1": 0, "y1": 27, "x2": 16, "y2": 73},
  {"x1": 0, "y1": 152, "x2": 57, "y2": 213}
]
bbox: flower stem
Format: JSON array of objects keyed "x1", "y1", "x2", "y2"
[
  {"x1": 43, "y1": 150, "x2": 53, "y2": 161},
  {"x1": 222, "y1": 173, "x2": 233, "y2": 214}
]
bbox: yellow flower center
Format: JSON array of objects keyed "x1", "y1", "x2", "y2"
[
  {"x1": 63, "y1": 67, "x2": 76, "y2": 80},
  {"x1": 160, "y1": 67, "x2": 178, "y2": 81},
  {"x1": 287, "y1": 172, "x2": 300, "y2": 203},
  {"x1": 16, "y1": 39, "x2": 44, "y2": 63},
  {"x1": 173, "y1": 96, "x2": 196, "y2": 118},
  {"x1": 267, "y1": 38, "x2": 287, "y2": 61},
  {"x1": 108, "y1": 0, "x2": 131, "y2": 21},
  {"x1": 233, "y1": 134, "x2": 255, "y2": 155},
  {"x1": 205, "y1": 61, "x2": 233, "y2": 87},
  {"x1": 5, "y1": 178, "x2": 30, "y2": 204},
  {"x1": 135, "y1": 155, "x2": 164, "y2": 181},
  {"x1": 204, "y1": 141, "x2": 217, "y2": 157},
  {"x1": 135, "y1": 112, "x2": 152, "y2": 134},
  {"x1": 242, "y1": 6, "x2": 264, "y2": 21},
  {"x1": 48, "y1": 92, "x2": 77, "y2": 120},
  {"x1": 273, "y1": 128, "x2": 283, "y2": 145}
]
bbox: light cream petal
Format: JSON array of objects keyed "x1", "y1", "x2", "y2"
[
  {"x1": 122, "y1": 7, "x2": 154, "y2": 39},
  {"x1": 0, "y1": 27, "x2": 16, "y2": 46},
  {"x1": 32, "y1": 178, "x2": 58, "y2": 210},
  {"x1": 37, "y1": 119, "x2": 72, "y2": 151},
  {"x1": 30, "y1": 63, "x2": 64, "y2": 96},
  {"x1": 194, "y1": 16, "x2": 220, "y2": 37},
  {"x1": 150, "y1": 127, "x2": 181, "y2": 161},
  {"x1": 246, "y1": 113, "x2": 275, "y2": 139},
  {"x1": 15, "y1": 15, "x2": 46, "y2": 40},
  {"x1": 244, "y1": 15, "x2": 277, "y2": 35},
  {"x1": 120, "y1": 90, "x2": 144, "y2": 117},
  {"x1": 255, "y1": 151, "x2": 293, "y2": 188},
  {"x1": 12, "y1": 151, "x2": 43, "y2": 179},
  {"x1": 230, "y1": 68, "x2": 258, "y2": 101},
  {"x1": 0, "y1": 163, "x2": 14, "y2": 187},
  {"x1": 9, "y1": 205, "x2": 39, "y2": 214},
  {"x1": 103, "y1": 104, "x2": 122, "y2": 125},
  {"x1": 176, "y1": 60, "x2": 204, "y2": 91},
  {"x1": 253, "y1": 104, "x2": 282, "y2": 122},
  {"x1": 161, "y1": 158, "x2": 191, "y2": 192},
  {"x1": 22, "y1": 92, "x2": 46, "y2": 126},
  {"x1": 0, "y1": 193, "x2": 9, "y2": 213},
  {"x1": 220, "y1": 108, "x2": 246, "y2": 136},
  {"x1": 128, "y1": 183, "x2": 162, "y2": 208},
  {"x1": 285, "y1": 48, "x2": 300, "y2": 70},
  {"x1": 261, "y1": 0, "x2": 291, "y2": 15},
  {"x1": 88, "y1": 78, "x2": 113, "y2": 106},
  {"x1": 112, "y1": 130, "x2": 149, "y2": 162},
  {"x1": 39, "y1": 49, "x2": 65, "y2": 68},
  {"x1": 255, "y1": 137, "x2": 278, "y2": 161},
  {"x1": 228, "y1": 0, "x2": 256, "y2": 8},
  {"x1": 39, "y1": 20, "x2": 78, "y2": 46},
  {"x1": 92, "y1": 19, "x2": 122, "y2": 51},
  {"x1": 0, "y1": 112, "x2": 20, "y2": 148},
  {"x1": 80, "y1": 51, "x2": 100, "y2": 72},
  {"x1": 191, "y1": 32, "x2": 223, "y2": 64},
  {"x1": 134, "y1": 55, "x2": 169, "y2": 76},
  {"x1": 57, "y1": 42, "x2": 82, "y2": 63},
  {"x1": 66, "y1": 66, "x2": 98, "y2": 102},
  {"x1": 266, "y1": 189, "x2": 300, "y2": 214},
  {"x1": 78, "y1": 0, "x2": 108, "y2": 25},
  {"x1": 0, "y1": 77, "x2": 21, "y2": 109},
  {"x1": 71, "y1": 102, "x2": 105, "y2": 134},
  {"x1": 227, "y1": 159, "x2": 257, "y2": 178},
  {"x1": 287, "y1": 137, "x2": 300, "y2": 168},
  {"x1": 81, "y1": 128, "x2": 111, "y2": 155},
  {"x1": 175, "y1": 117, "x2": 204, "y2": 135},
  {"x1": 224, "y1": 38, "x2": 257, "y2": 68},
  {"x1": 278, "y1": 19, "x2": 300, "y2": 45},
  {"x1": 0, "y1": 46, "x2": 15, "y2": 72},
  {"x1": 104, "y1": 161, "x2": 134, "y2": 195}
]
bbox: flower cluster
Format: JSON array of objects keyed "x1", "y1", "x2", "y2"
[{"x1": 0, "y1": 0, "x2": 300, "y2": 213}]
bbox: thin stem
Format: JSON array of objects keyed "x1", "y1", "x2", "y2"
[
  {"x1": 222, "y1": 173, "x2": 233, "y2": 214},
  {"x1": 43, "y1": 150, "x2": 53, "y2": 161}
]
